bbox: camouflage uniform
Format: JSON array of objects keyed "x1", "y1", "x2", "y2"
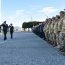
[
  {"x1": 44, "y1": 19, "x2": 50, "y2": 41},
  {"x1": 59, "y1": 11, "x2": 65, "y2": 51},
  {"x1": 43, "y1": 21, "x2": 48, "y2": 40},
  {"x1": 52, "y1": 17, "x2": 56, "y2": 46},
  {"x1": 57, "y1": 11, "x2": 65, "y2": 48},
  {"x1": 50, "y1": 18, "x2": 55, "y2": 44},
  {"x1": 54, "y1": 15, "x2": 60, "y2": 48},
  {"x1": 47, "y1": 21, "x2": 49, "y2": 41},
  {"x1": 48, "y1": 18, "x2": 52, "y2": 43}
]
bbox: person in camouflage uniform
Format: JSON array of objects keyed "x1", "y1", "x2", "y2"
[
  {"x1": 53, "y1": 17, "x2": 57, "y2": 46},
  {"x1": 54, "y1": 15, "x2": 60, "y2": 48},
  {"x1": 58, "y1": 11, "x2": 65, "y2": 52},
  {"x1": 43, "y1": 19, "x2": 49, "y2": 41},
  {"x1": 52, "y1": 17, "x2": 57, "y2": 46},
  {"x1": 47, "y1": 19, "x2": 50, "y2": 42},
  {"x1": 43, "y1": 21, "x2": 47, "y2": 40},
  {"x1": 57, "y1": 11, "x2": 65, "y2": 49},
  {"x1": 49, "y1": 17, "x2": 55, "y2": 45},
  {"x1": 43, "y1": 11, "x2": 65, "y2": 50},
  {"x1": 48, "y1": 18, "x2": 52, "y2": 43}
]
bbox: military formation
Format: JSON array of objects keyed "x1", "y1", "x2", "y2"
[{"x1": 32, "y1": 10, "x2": 65, "y2": 52}]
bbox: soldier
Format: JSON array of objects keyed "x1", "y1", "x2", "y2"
[
  {"x1": 46, "y1": 19, "x2": 50, "y2": 42},
  {"x1": 43, "y1": 23, "x2": 46, "y2": 40},
  {"x1": 9, "y1": 24, "x2": 14, "y2": 39},
  {"x1": 0, "y1": 25, "x2": 1, "y2": 32},
  {"x1": 43, "y1": 19, "x2": 49, "y2": 41},
  {"x1": 43, "y1": 21, "x2": 47, "y2": 40},
  {"x1": 59, "y1": 11, "x2": 65, "y2": 52},
  {"x1": 52, "y1": 17, "x2": 56, "y2": 46},
  {"x1": 48, "y1": 18, "x2": 52, "y2": 43},
  {"x1": 57, "y1": 11, "x2": 65, "y2": 50},
  {"x1": 50, "y1": 17, "x2": 55, "y2": 44},
  {"x1": 1, "y1": 21, "x2": 8, "y2": 40},
  {"x1": 54, "y1": 15, "x2": 60, "y2": 48},
  {"x1": 53, "y1": 17, "x2": 57, "y2": 46}
]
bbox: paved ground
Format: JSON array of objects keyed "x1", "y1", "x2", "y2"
[{"x1": 0, "y1": 32, "x2": 65, "y2": 65}]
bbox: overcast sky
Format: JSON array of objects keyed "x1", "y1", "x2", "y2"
[{"x1": 0, "y1": 0, "x2": 65, "y2": 27}]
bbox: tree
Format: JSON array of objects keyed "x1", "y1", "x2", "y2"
[
  {"x1": 22, "y1": 21, "x2": 42, "y2": 31},
  {"x1": 22, "y1": 22, "x2": 27, "y2": 31}
]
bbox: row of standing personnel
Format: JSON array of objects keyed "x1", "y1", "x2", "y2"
[
  {"x1": 0, "y1": 21, "x2": 14, "y2": 40},
  {"x1": 32, "y1": 10, "x2": 65, "y2": 52},
  {"x1": 44, "y1": 11, "x2": 65, "y2": 52},
  {"x1": 32, "y1": 23, "x2": 46, "y2": 39}
]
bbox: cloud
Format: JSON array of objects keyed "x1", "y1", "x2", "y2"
[
  {"x1": 16, "y1": 10, "x2": 24, "y2": 16},
  {"x1": 1, "y1": 9, "x2": 25, "y2": 27},
  {"x1": 40, "y1": 7, "x2": 58, "y2": 15},
  {"x1": 8, "y1": 10, "x2": 24, "y2": 20},
  {"x1": 8, "y1": 9, "x2": 46, "y2": 26},
  {"x1": 5, "y1": 9, "x2": 30, "y2": 27}
]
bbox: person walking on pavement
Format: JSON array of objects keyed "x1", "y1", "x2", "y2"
[
  {"x1": 9, "y1": 24, "x2": 14, "y2": 39},
  {"x1": 1, "y1": 21, "x2": 8, "y2": 40},
  {"x1": 0, "y1": 25, "x2": 1, "y2": 32}
]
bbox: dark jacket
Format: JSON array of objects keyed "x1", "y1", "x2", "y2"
[
  {"x1": 1, "y1": 24, "x2": 8, "y2": 33},
  {"x1": 10, "y1": 26, "x2": 14, "y2": 33}
]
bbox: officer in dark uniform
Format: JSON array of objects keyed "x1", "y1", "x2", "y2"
[
  {"x1": 0, "y1": 25, "x2": 1, "y2": 32},
  {"x1": 9, "y1": 24, "x2": 14, "y2": 39},
  {"x1": 1, "y1": 21, "x2": 8, "y2": 40}
]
